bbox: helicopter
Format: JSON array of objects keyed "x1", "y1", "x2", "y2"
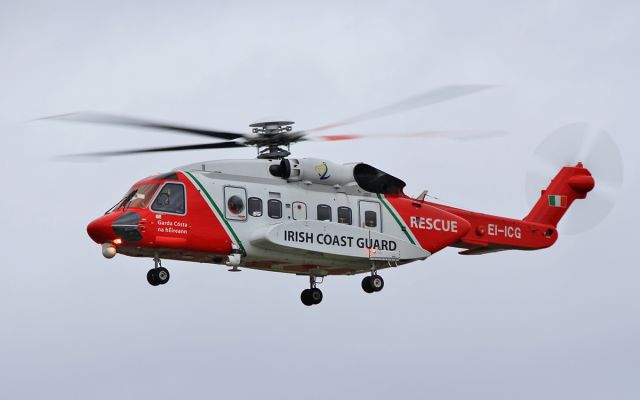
[{"x1": 44, "y1": 85, "x2": 621, "y2": 306}]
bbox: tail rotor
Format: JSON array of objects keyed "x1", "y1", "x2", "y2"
[{"x1": 525, "y1": 123, "x2": 624, "y2": 234}]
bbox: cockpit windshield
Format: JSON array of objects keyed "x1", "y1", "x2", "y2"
[{"x1": 106, "y1": 183, "x2": 161, "y2": 213}]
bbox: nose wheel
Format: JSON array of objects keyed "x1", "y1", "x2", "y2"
[
  {"x1": 301, "y1": 275, "x2": 323, "y2": 306},
  {"x1": 147, "y1": 257, "x2": 170, "y2": 286}
]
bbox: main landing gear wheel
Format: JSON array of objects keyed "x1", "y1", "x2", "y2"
[
  {"x1": 300, "y1": 288, "x2": 322, "y2": 306},
  {"x1": 300, "y1": 275, "x2": 323, "y2": 306},
  {"x1": 147, "y1": 257, "x2": 170, "y2": 286},
  {"x1": 301, "y1": 288, "x2": 323, "y2": 306},
  {"x1": 362, "y1": 275, "x2": 384, "y2": 293}
]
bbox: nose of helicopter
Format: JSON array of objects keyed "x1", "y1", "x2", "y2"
[
  {"x1": 87, "y1": 215, "x2": 116, "y2": 244},
  {"x1": 87, "y1": 211, "x2": 143, "y2": 244}
]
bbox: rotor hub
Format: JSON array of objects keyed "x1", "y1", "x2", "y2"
[
  {"x1": 247, "y1": 121, "x2": 299, "y2": 159},
  {"x1": 249, "y1": 120, "x2": 295, "y2": 135}
]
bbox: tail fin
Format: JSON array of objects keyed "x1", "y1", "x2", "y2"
[{"x1": 524, "y1": 163, "x2": 595, "y2": 227}]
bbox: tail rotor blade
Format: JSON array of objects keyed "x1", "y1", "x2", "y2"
[
  {"x1": 581, "y1": 126, "x2": 624, "y2": 188},
  {"x1": 561, "y1": 189, "x2": 616, "y2": 234}
]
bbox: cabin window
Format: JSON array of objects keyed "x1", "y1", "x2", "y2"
[
  {"x1": 364, "y1": 210, "x2": 377, "y2": 228},
  {"x1": 337, "y1": 207, "x2": 352, "y2": 225},
  {"x1": 268, "y1": 199, "x2": 282, "y2": 219},
  {"x1": 317, "y1": 204, "x2": 332, "y2": 222},
  {"x1": 151, "y1": 183, "x2": 186, "y2": 214},
  {"x1": 248, "y1": 197, "x2": 263, "y2": 217}
]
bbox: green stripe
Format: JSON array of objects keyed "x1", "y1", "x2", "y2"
[
  {"x1": 376, "y1": 193, "x2": 416, "y2": 245},
  {"x1": 184, "y1": 171, "x2": 245, "y2": 253}
]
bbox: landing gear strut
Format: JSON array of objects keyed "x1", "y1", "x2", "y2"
[
  {"x1": 147, "y1": 256, "x2": 170, "y2": 286},
  {"x1": 301, "y1": 275, "x2": 323, "y2": 306}
]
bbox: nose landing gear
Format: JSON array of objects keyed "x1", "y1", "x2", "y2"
[
  {"x1": 300, "y1": 275, "x2": 323, "y2": 306},
  {"x1": 147, "y1": 256, "x2": 170, "y2": 286}
]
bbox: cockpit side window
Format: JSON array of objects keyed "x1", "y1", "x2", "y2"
[{"x1": 151, "y1": 183, "x2": 186, "y2": 214}]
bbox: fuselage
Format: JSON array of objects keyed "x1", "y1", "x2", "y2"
[
  {"x1": 87, "y1": 158, "x2": 481, "y2": 276},
  {"x1": 87, "y1": 157, "x2": 572, "y2": 276}
]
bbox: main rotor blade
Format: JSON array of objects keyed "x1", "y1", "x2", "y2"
[
  {"x1": 57, "y1": 141, "x2": 247, "y2": 159},
  {"x1": 306, "y1": 85, "x2": 497, "y2": 132},
  {"x1": 310, "y1": 129, "x2": 507, "y2": 142},
  {"x1": 40, "y1": 112, "x2": 248, "y2": 141}
]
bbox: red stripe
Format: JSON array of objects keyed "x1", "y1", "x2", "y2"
[{"x1": 319, "y1": 134, "x2": 362, "y2": 141}]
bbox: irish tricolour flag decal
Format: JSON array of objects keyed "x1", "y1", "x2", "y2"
[{"x1": 548, "y1": 195, "x2": 568, "y2": 208}]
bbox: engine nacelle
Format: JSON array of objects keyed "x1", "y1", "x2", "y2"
[{"x1": 271, "y1": 158, "x2": 356, "y2": 187}]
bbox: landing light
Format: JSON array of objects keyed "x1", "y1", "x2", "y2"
[{"x1": 113, "y1": 238, "x2": 122, "y2": 245}]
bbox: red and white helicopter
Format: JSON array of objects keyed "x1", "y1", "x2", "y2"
[{"x1": 46, "y1": 86, "x2": 622, "y2": 306}]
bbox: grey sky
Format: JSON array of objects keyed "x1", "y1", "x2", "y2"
[{"x1": 1, "y1": 1, "x2": 639, "y2": 399}]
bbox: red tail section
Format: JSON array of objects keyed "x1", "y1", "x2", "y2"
[
  {"x1": 524, "y1": 163, "x2": 595, "y2": 227},
  {"x1": 419, "y1": 163, "x2": 595, "y2": 256}
]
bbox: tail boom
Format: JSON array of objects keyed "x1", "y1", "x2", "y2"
[
  {"x1": 426, "y1": 204, "x2": 560, "y2": 254},
  {"x1": 425, "y1": 163, "x2": 594, "y2": 255}
]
